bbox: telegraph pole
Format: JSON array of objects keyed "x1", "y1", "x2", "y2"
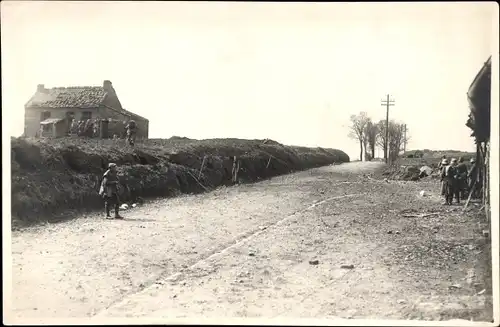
[{"x1": 381, "y1": 94, "x2": 395, "y2": 164}]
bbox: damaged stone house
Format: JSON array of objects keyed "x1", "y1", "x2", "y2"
[{"x1": 24, "y1": 80, "x2": 149, "y2": 139}]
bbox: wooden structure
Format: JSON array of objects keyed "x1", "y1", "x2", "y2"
[
  {"x1": 466, "y1": 56, "x2": 491, "y2": 219},
  {"x1": 39, "y1": 118, "x2": 68, "y2": 138}
]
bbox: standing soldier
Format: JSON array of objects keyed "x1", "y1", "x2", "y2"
[
  {"x1": 438, "y1": 155, "x2": 447, "y2": 170},
  {"x1": 77, "y1": 120, "x2": 85, "y2": 136},
  {"x1": 449, "y1": 158, "x2": 461, "y2": 204},
  {"x1": 99, "y1": 163, "x2": 123, "y2": 219},
  {"x1": 468, "y1": 158, "x2": 478, "y2": 199},
  {"x1": 456, "y1": 157, "x2": 469, "y2": 200},
  {"x1": 232, "y1": 156, "x2": 240, "y2": 185},
  {"x1": 441, "y1": 158, "x2": 458, "y2": 205},
  {"x1": 125, "y1": 120, "x2": 137, "y2": 146},
  {"x1": 439, "y1": 156, "x2": 448, "y2": 197},
  {"x1": 70, "y1": 119, "x2": 78, "y2": 135}
]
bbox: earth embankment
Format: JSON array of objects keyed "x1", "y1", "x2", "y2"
[{"x1": 11, "y1": 137, "x2": 350, "y2": 225}]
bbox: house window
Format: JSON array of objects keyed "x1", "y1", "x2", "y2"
[
  {"x1": 41, "y1": 111, "x2": 51, "y2": 121},
  {"x1": 81, "y1": 111, "x2": 92, "y2": 120}
]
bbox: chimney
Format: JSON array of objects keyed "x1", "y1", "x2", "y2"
[
  {"x1": 103, "y1": 80, "x2": 113, "y2": 92},
  {"x1": 37, "y1": 84, "x2": 46, "y2": 93}
]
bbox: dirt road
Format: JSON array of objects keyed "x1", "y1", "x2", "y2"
[{"x1": 8, "y1": 161, "x2": 493, "y2": 323}]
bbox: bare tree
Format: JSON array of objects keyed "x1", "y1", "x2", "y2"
[
  {"x1": 375, "y1": 120, "x2": 409, "y2": 163},
  {"x1": 348, "y1": 112, "x2": 370, "y2": 161},
  {"x1": 381, "y1": 120, "x2": 410, "y2": 164},
  {"x1": 364, "y1": 119, "x2": 378, "y2": 160},
  {"x1": 376, "y1": 120, "x2": 388, "y2": 160},
  {"x1": 388, "y1": 122, "x2": 403, "y2": 163}
]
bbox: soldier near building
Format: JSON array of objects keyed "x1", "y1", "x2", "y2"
[
  {"x1": 468, "y1": 158, "x2": 479, "y2": 199},
  {"x1": 70, "y1": 119, "x2": 78, "y2": 135},
  {"x1": 99, "y1": 163, "x2": 123, "y2": 219},
  {"x1": 77, "y1": 120, "x2": 85, "y2": 136},
  {"x1": 125, "y1": 120, "x2": 137, "y2": 146},
  {"x1": 441, "y1": 158, "x2": 460, "y2": 205},
  {"x1": 456, "y1": 157, "x2": 469, "y2": 200},
  {"x1": 449, "y1": 158, "x2": 461, "y2": 204}
]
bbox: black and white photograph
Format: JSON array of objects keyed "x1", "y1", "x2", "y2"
[{"x1": 2, "y1": 1, "x2": 498, "y2": 325}]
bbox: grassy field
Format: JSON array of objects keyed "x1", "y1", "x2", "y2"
[{"x1": 11, "y1": 136, "x2": 350, "y2": 225}]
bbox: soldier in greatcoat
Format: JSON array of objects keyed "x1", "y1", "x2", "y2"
[
  {"x1": 125, "y1": 120, "x2": 137, "y2": 146},
  {"x1": 99, "y1": 163, "x2": 123, "y2": 219},
  {"x1": 441, "y1": 158, "x2": 460, "y2": 205},
  {"x1": 456, "y1": 157, "x2": 469, "y2": 200},
  {"x1": 468, "y1": 158, "x2": 478, "y2": 199}
]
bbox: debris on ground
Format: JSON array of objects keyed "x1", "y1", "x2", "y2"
[
  {"x1": 397, "y1": 299, "x2": 407, "y2": 304},
  {"x1": 309, "y1": 259, "x2": 319, "y2": 265},
  {"x1": 419, "y1": 190, "x2": 427, "y2": 197},
  {"x1": 482, "y1": 230, "x2": 490, "y2": 238},
  {"x1": 340, "y1": 264, "x2": 354, "y2": 269},
  {"x1": 477, "y1": 289, "x2": 486, "y2": 295},
  {"x1": 449, "y1": 284, "x2": 462, "y2": 289},
  {"x1": 402, "y1": 212, "x2": 439, "y2": 218},
  {"x1": 419, "y1": 166, "x2": 433, "y2": 177},
  {"x1": 120, "y1": 204, "x2": 129, "y2": 210}
]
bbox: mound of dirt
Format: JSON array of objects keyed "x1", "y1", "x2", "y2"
[
  {"x1": 10, "y1": 137, "x2": 350, "y2": 224},
  {"x1": 381, "y1": 165, "x2": 431, "y2": 181}
]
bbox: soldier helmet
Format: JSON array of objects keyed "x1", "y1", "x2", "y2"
[
  {"x1": 450, "y1": 158, "x2": 457, "y2": 163},
  {"x1": 442, "y1": 159, "x2": 449, "y2": 165},
  {"x1": 108, "y1": 163, "x2": 117, "y2": 168},
  {"x1": 470, "y1": 158, "x2": 476, "y2": 163},
  {"x1": 458, "y1": 157, "x2": 464, "y2": 163}
]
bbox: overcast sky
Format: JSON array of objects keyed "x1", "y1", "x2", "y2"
[{"x1": 1, "y1": 1, "x2": 497, "y2": 160}]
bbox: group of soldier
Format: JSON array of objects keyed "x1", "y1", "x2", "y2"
[
  {"x1": 68, "y1": 118, "x2": 101, "y2": 137},
  {"x1": 67, "y1": 118, "x2": 138, "y2": 145},
  {"x1": 439, "y1": 156, "x2": 478, "y2": 205}
]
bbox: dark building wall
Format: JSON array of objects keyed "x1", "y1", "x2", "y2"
[
  {"x1": 135, "y1": 119, "x2": 149, "y2": 139},
  {"x1": 24, "y1": 107, "x2": 99, "y2": 137}
]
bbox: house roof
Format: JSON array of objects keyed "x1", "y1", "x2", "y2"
[
  {"x1": 40, "y1": 118, "x2": 65, "y2": 125},
  {"x1": 122, "y1": 107, "x2": 149, "y2": 122},
  {"x1": 26, "y1": 86, "x2": 106, "y2": 109},
  {"x1": 26, "y1": 81, "x2": 149, "y2": 122}
]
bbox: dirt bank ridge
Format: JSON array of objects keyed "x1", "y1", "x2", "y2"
[{"x1": 11, "y1": 137, "x2": 350, "y2": 225}]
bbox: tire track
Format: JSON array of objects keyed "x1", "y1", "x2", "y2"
[{"x1": 93, "y1": 193, "x2": 365, "y2": 318}]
